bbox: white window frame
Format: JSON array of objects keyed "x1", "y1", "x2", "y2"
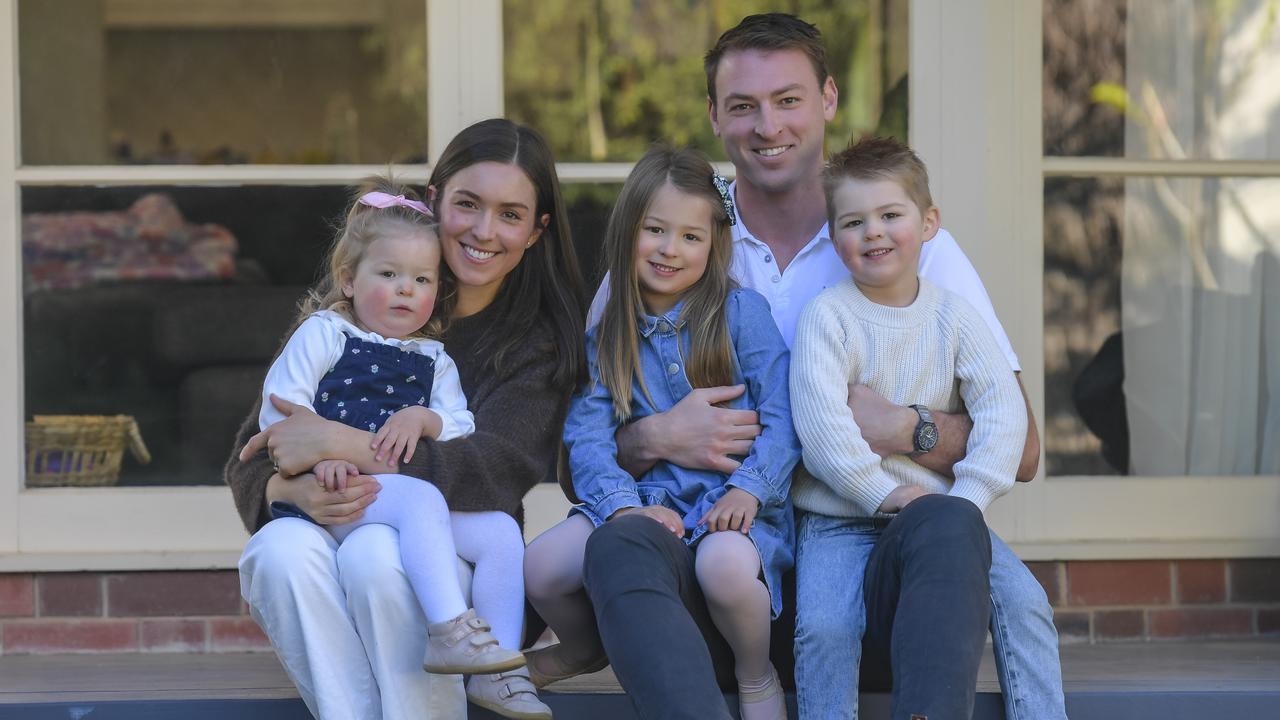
[
  {"x1": 2, "y1": 0, "x2": 1276, "y2": 571},
  {"x1": 910, "y1": 0, "x2": 1280, "y2": 561},
  {"x1": 0, "y1": 0, "x2": 642, "y2": 571}
]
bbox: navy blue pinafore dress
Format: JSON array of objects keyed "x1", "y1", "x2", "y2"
[{"x1": 314, "y1": 333, "x2": 436, "y2": 433}]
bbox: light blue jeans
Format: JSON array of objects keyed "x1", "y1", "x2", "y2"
[{"x1": 794, "y1": 512, "x2": 1068, "y2": 720}]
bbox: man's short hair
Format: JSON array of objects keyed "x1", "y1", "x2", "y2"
[
  {"x1": 824, "y1": 136, "x2": 935, "y2": 227},
  {"x1": 704, "y1": 13, "x2": 829, "y2": 103}
]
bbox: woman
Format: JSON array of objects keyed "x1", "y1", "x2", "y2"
[{"x1": 227, "y1": 118, "x2": 586, "y2": 720}]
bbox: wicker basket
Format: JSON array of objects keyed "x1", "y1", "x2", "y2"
[{"x1": 24, "y1": 415, "x2": 151, "y2": 487}]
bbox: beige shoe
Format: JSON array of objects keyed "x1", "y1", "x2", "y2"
[
  {"x1": 423, "y1": 609, "x2": 526, "y2": 675},
  {"x1": 524, "y1": 643, "x2": 609, "y2": 688},
  {"x1": 467, "y1": 668, "x2": 553, "y2": 720}
]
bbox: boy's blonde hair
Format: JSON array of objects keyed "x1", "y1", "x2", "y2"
[
  {"x1": 823, "y1": 136, "x2": 934, "y2": 228},
  {"x1": 299, "y1": 175, "x2": 445, "y2": 339},
  {"x1": 596, "y1": 145, "x2": 736, "y2": 421}
]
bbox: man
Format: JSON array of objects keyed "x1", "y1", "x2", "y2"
[{"x1": 582, "y1": 13, "x2": 1066, "y2": 720}]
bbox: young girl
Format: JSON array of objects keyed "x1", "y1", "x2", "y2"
[
  {"x1": 258, "y1": 176, "x2": 550, "y2": 720},
  {"x1": 524, "y1": 147, "x2": 800, "y2": 720}
]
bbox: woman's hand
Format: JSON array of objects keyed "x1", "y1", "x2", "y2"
[
  {"x1": 698, "y1": 487, "x2": 760, "y2": 534},
  {"x1": 266, "y1": 471, "x2": 381, "y2": 526},
  {"x1": 610, "y1": 505, "x2": 684, "y2": 538},
  {"x1": 241, "y1": 394, "x2": 344, "y2": 476}
]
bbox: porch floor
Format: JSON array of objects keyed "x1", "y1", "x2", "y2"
[{"x1": 0, "y1": 640, "x2": 1277, "y2": 718}]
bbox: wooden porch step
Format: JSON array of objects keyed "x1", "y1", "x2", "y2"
[{"x1": 1, "y1": 640, "x2": 1277, "y2": 718}]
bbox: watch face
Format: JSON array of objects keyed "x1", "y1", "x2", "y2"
[{"x1": 918, "y1": 423, "x2": 939, "y2": 451}]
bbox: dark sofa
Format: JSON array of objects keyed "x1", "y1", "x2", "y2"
[
  {"x1": 22, "y1": 184, "x2": 610, "y2": 487},
  {"x1": 22, "y1": 186, "x2": 346, "y2": 485}
]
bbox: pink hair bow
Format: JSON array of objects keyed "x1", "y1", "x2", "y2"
[{"x1": 358, "y1": 191, "x2": 433, "y2": 217}]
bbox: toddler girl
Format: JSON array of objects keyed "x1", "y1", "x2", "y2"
[
  {"x1": 259, "y1": 177, "x2": 549, "y2": 720},
  {"x1": 524, "y1": 148, "x2": 800, "y2": 720}
]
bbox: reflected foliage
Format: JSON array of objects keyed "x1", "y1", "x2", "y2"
[{"x1": 503, "y1": 1, "x2": 908, "y2": 162}]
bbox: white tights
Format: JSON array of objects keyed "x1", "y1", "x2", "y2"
[
  {"x1": 329, "y1": 473, "x2": 525, "y2": 649},
  {"x1": 524, "y1": 514, "x2": 773, "y2": 681}
]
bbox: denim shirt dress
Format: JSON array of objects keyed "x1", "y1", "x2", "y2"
[{"x1": 565, "y1": 288, "x2": 800, "y2": 618}]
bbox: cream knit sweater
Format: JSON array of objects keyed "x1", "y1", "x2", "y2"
[{"x1": 789, "y1": 277, "x2": 1025, "y2": 517}]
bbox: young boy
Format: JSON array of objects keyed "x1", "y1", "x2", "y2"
[{"x1": 789, "y1": 136, "x2": 1034, "y2": 718}]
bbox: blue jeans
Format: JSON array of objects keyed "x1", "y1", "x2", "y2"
[{"x1": 794, "y1": 510, "x2": 1068, "y2": 720}]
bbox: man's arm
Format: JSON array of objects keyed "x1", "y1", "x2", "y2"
[
  {"x1": 614, "y1": 386, "x2": 761, "y2": 478},
  {"x1": 598, "y1": 266, "x2": 763, "y2": 478},
  {"x1": 847, "y1": 374, "x2": 1040, "y2": 482},
  {"x1": 1014, "y1": 378, "x2": 1041, "y2": 481}
]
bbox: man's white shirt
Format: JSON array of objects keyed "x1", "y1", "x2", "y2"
[{"x1": 588, "y1": 184, "x2": 1020, "y2": 372}]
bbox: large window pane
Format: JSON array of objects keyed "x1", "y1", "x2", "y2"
[
  {"x1": 1044, "y1": 175, "x2": 1280, "y2": 476},
  {"x1": 1044, "y1": 0, "x2": 1280, "y2": 160},
  {"x1": 562, "y1": 183, "x2": 622, "y2": 291},
  {"x1": 20, "y1": 182, "x2": 622, "y2": 488},
  {"x1": 19, "y1": 0, "x2": 427, "y2": 165},
  {"x1": 22, "y1": 185, "x2": 353, "y2": 486},
  {"x1": 503, "y1": 1, "x2": 908, "y2": 162}
]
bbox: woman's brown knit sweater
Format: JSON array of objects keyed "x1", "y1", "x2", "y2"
[{"x1": 226, "y1": 301, "x2": 572, "y2": 534}]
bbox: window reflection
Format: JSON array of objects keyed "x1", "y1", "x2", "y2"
[
  {"x1": 21, "y1": 183, "x2": 623, "y2": 487},
  {"x1": 503, "y1": 1, "x2": 909, "y2": 162},
  {"x1": 19, "y1": 0, "x2": 428, "y2": 165},
  {"x1": 22, "y1": 185, "x2": 348, "y2": 486},
  {"x1": 1044, "y1": 177, "x2": 1280, "y2": 476},
  {"x1": 1044, "y1": 0, "x2": 1280, "y2": 161}
]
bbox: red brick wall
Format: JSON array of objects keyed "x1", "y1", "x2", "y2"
[
  {"x1": 0, "y1": 560, "x2": 1277, "y2": 654},
  {"x1": 1029, "y1": 559, "x2": 1280, "y2": 643},
  {"x1": 0, "y1": 571, "x2": 269, "y2": 654}
]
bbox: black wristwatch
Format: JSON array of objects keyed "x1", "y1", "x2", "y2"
[{"x1": 909, "y1": 404, "x2": 938, "y2": 456}]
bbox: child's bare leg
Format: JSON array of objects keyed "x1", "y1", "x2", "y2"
[
  {"x1": 523, "y1": 514, "x2": 606, "y2": 685},
  {"x1": 695, "y1": 531, "x2": 783, "y2": 720}
]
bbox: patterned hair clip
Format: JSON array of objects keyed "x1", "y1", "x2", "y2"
[
  {"x1": 711, "y1": 171, "x2": 737, "y2": 226},
  {"x1": 358, "y1": 191, "x2": 433, "y2": 218}
]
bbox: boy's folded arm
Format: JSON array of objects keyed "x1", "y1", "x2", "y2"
[
  {"x1": 790, "y1": 301, "x2": 901, "y2": 514},
  {"x1": 947, "y1": 305, "x2": 1028, "y2": 511}
]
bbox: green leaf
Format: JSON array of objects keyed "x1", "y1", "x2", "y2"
[{"x1": 1090, "y1": 82, "x2": 1129, "y2": 113}]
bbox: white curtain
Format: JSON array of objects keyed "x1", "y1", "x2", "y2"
[{"x1": 1121, "y1": 0, "x2": 1280, "y2": 475}]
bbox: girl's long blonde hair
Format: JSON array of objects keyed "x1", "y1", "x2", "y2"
[
  {"x1": 596, "y1": 145, "x2": 736, "y2": 421},
  {"x1": 298, "y1": 175, "x2": 447, "y2": 339}
]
